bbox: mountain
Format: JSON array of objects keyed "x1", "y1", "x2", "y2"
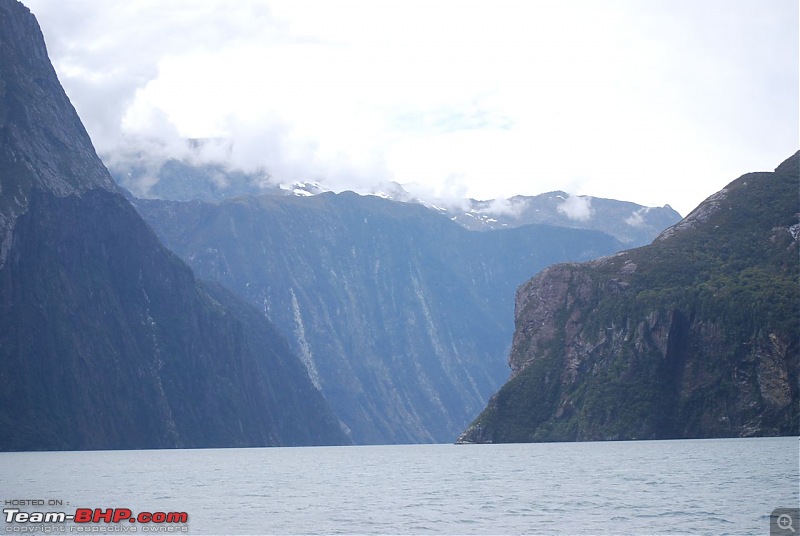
[
  {"x1": 112, "y1": 156, "x2": 278, "y2": 202},
  {"x1": 133, "y1": 192, "x2": 626, "y2": 443},
  {"x1": 0, "y1": 0, "x2": 348, "y2": 450},
  {"x1": 110, "y1": 157, "x2": 680, "y2": 247},
  {"x1": 438, "y1": 193, "x2": 681, "y2": 246},
  {"x1": 458, "y1": 153, "x2": 800, "y2": 443}
]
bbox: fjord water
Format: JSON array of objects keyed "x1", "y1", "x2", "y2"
[{"x1": 2, "y1": 437, "x2": 797, "y2": 535}]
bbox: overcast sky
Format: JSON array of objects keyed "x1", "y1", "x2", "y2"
[{"x1": 24, "y1": 0, "x2": 799, "y2": 215}]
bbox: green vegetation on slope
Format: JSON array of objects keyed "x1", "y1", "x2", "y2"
[{"x1": 461, "y1": 153, "x2": 799, "y2": 443}]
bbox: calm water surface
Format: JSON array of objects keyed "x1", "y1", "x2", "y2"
[{"x1": 1, "y1": 437, "x2": 798, "y2": 535}]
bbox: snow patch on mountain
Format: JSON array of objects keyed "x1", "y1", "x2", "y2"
[{"x1": 279, "y1": 181, "x2": 331, "y2": 197}]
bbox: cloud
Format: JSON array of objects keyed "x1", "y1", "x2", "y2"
[
  {"x1": 625, "y1": 207, "x2": 652, "y2": 227},
  {"x1": 557, "y1": 195, "x2": 593, "y2": 222},
  {"x1": 477, "y1": 198, "x2": 530, "y2": 218},
  {"x1": 27, "y1": 0, "x2": 284, "y2": 165},
  {"x1": 25, "y1": 0, "x2": 799, "y2": 215},
  {"x1": 403, "y1": 173, "x2": 471, "y2": 212}
]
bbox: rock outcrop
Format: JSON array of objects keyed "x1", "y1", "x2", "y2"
[{"x1": 459, "y1": 152, "x2": 799, "y2": 443}]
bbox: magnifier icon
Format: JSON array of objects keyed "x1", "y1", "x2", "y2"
[{"x1": 778, "y1": 514, "x2": 796, "y2": 532}]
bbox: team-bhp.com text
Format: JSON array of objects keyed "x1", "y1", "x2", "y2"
[{"x1": 4, "y1": 508, "x2": 188, "y2": 532}]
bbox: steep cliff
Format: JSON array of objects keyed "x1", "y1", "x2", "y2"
[
  {"x1": 135, "y1": 192, "x2": 625, "y2": 443},
  {"x1": 0, "y1": 0, "x2": 116, "y2": 268},
  {"x1": 0, "y1": 0, "x2": 348, "y2": 450},
  {"x1": 459, "y1": 153, "x2": 799, "y2": 443}
]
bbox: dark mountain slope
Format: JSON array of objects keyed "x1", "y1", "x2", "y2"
[
  {"x1": 0, "y1": 0, "x2": 348, "y2": 450},
  {"x1": 0, "y1": 0, "x2": 116, "y2": 270},
  {"x1": 135, "y1": 191, "x2": 625, "y2": 444},
  {"x1": 459, "y1": 153, "x2": 799, "y2": 443}
]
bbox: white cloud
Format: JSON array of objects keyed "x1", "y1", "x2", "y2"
[
  {"x1": 477, "y1": 198, "x2": 530, "y2": 218},
  {"x1": 625, "y1": 208, "x2": 649, "y2": 228},
  {"x1": 25, "y1": 0, "x2": 799, "y2": 214},
  {"x1": 557, "y1": 195, "x2": 593, "y2": 222}
]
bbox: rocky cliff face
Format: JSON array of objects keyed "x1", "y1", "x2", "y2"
[
  {"x1": 0, "y1": 0, "x2": 348, "y2": 450},
  {"x1": 134, "y1": 192, "x2": 626, "y2": 443},
  {"x1": 459, "y1": 153, "x2": 799, "y2": 443},
  {"x1": 0, "y1": 0, "x2": 116, "y2": 268}
]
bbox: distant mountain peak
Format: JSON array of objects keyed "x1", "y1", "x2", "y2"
[
  {"x1": 429, "y1": 191, "x2": 681, "y2": 246},
  {"x1": 109, "y1": 153, "x2": 681, "y2": 247},
  {"x1": 0, "y1": 0, "x2": 115, "y2": 198},
  {"x1": 278, "y1": 180, "x2": 331, "y2": 197}
]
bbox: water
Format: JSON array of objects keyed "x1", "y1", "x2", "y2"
[{"x1": 1, "y1": 437, "x2": 797, "y2": 535}]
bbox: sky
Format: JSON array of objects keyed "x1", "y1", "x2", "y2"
[{"x1": 24, "y1": 0, "x2": 799, "y2": 216}]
